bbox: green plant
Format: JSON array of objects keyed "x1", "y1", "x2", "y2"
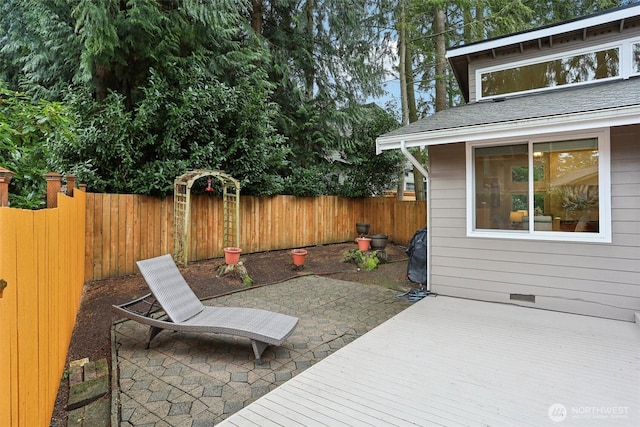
[
  {"x1": 361, "y1": 256, "x2": 379, "y2": 271},
  {"x1": 342, "y1": 249, "x2": 381, "y2": 271},
  {"x1": 0, "y1": 82, "x2": 76, "y2": 208},
  {"x1": 55, "y1": 60, "x2": 289, "y2": 196},
  {"x1": 551, "y1": 185, "x2": 598, "y2": 218}
]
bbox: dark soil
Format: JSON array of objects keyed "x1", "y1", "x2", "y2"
[{"x1": 50, "y1": 242, "x2": 412, "y2": 426}]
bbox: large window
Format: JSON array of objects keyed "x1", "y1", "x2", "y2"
[
  {"x1": 469, "y1": 132, "x2": 610, "y2": 241},
  {"x1": 481, "y1": 47, "x2": 619, "y2": 98},
  {"x1": 476, "y1": 39, "x2": 640, "y2": 100}
]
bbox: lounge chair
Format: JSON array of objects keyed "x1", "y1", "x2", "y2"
[{"x1": 112, "y1": 254, "x2": 299, "y2": 364}]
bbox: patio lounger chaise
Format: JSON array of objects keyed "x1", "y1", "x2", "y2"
[{"x1": 112, "y1": 254, "x2": 299, "y2": 364}]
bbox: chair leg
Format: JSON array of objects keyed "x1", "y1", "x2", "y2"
[
  {"x1": 251, "y1": 340, "x2": 269, "y2": 365},
  {"x1": 146, "y1": 326, "x2": 163, "y2": 348}
]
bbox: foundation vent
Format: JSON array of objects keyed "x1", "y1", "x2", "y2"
[{"x1": 510, "y1": 294, "x2": 536, "y2": 303}]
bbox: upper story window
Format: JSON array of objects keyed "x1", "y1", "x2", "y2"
[
  {"x1": 633, "y1": 42, "x2": 640, "y2": 73},
  {"x1": 467, "y1": 130, "x2": 611, "y2": 242},
  {"x1": 477, "y1": 40, "x2": 640, "y2": 100},
  {"x1": 481, "y1": 47, "x2": 619, "y2": 98}
]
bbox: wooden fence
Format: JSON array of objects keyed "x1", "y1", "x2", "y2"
[
  {"x1": 0, "y1": 189, "x2": 424, "y2": 425},
  {"x1": 85, "y1": 194, "x2": 427, "y2": 281},
  {"x1": 0, "y1": 191, "x2": 86, "y2": 427}
]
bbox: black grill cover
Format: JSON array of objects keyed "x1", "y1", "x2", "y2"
[{"x1": 406, "y1": 227, "x2": 427, "y2": 285}]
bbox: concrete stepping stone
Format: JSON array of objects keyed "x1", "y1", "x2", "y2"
[{"x1": 66, "y1": 358, "x2": 111, "y2": 426}]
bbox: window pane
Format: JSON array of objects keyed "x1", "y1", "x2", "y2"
[
  {"x1": 474, "y1": 144, "x2": 528, "y2": 230},
  {"x1": 533, "y1": 139, "x2": 599, "y2": 233},
  {"x1": 633, "y1": 43, "x2": 640, "y2": 73},
  {"x1": 481, "y1": 48, "x2": 619, "y2": 97}
]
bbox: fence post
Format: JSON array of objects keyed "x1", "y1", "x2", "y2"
[
  {"x1": 45, "y1": 172, "x2": 62, "y2": 208},
  {"x1": 79, "y1": 183, "x2": 87, "y2": 192},
  {"x1": 0, "y1": 167, "x2": 15, "y2": 207},
  {"x1": 65, "y1": 174, "x2": 76, "y2": 197}
]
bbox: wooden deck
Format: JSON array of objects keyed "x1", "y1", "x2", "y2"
[{"x1": 219, "y1": 296, "x2": 640, "y2": 426}]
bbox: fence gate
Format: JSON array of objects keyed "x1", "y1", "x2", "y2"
[{"x1": 173, "y1": 170, "x2": 240, "y2": 265}]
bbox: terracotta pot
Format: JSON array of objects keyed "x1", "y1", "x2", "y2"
[
  {"x1": 356, "y1": 237, "x2": 371, "y2": 251},
  {"x1": 369, "y1": 234, "x2": 388, "y2": 250},
  {"x1": 291, "y1": 249, "x2": 308, "y2": 266},
  {"x1": 356, "y1": 222, "x2": 370, "y2": 235},
  {"x1": 223, "y1": 247, "x2": 242, "y2": 265}
]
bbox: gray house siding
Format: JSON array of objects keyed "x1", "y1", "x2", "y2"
[{"x1": 428, "y1": 127, "x2": 640, "y2": 321}]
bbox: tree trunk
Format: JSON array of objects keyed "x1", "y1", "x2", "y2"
[
  {"x1": 251, "y1": 0, "x2": 263, "y2": 35},
  {"x1": 404, "y1": 25, "x2": 424, "y2": 201},
  {"x1": 398, "y1": 1, "x2": 409, "y2": 126},
  {"x1": 405, "y1": 41, "x2": 418, "y2": 123},
  {"x1": 397, "y1": 171, "x2": 405, "y2": 200},
  {"x1": 304, "y1": 0, "x2": 315, "y2": 100},
  {"x1": 94, "y1": 64, "x2": 109, "y2": 103},
  {"x1": 434, "y1": 7, "x2": 446, "y2": 113}
]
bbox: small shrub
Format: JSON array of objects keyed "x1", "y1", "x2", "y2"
[
  {"x1": 361, "y1": 256, "x2": 379, "y2": 271},
  {"x1": 342, "y1": 249, "x2": 381, "y2": 271}
]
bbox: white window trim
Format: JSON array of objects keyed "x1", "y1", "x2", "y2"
[
  {"x1": 624, "y1": 36, "x2": 640, "y2": 78},
  {"x1": 476, "y1": 40, "x2": 627, "y2": 101},
  {"x1": 466, "y1": 128, "x2": 611, "y2": 243}
]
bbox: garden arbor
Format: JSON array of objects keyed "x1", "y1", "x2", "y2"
[{"x1": 173, "y1": 170, "x2": 240, "y2": 265}]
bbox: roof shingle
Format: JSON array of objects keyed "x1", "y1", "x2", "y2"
[{"x1": 380, "y1": 78, "x2": 640, "y2": 139}]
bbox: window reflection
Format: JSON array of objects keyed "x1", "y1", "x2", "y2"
[
  {"x1": 474, "y1": 139, "x2": 599, "y2": 233},
  {"x1": 481, "y1": 48, "x2": 619, "y2": 97},
  {"x1": 534, "y1": 139, "x2": 599, "y2": 232},
  {"x1": 474, "y1": 144, "x2": 528, "y2": 230}
]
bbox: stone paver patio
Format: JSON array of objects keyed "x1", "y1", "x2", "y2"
[{"x1": 112, "y1": 275, "x2": 411, "y2": 426}]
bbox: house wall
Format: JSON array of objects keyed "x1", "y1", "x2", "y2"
[
  {"x1": 428, "y1": 125, "x2": 640, "y2": 321},
  {"x1": 466, "y1": 24, "x2": 640, "y2": 103}
]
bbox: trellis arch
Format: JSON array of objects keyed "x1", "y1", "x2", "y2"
[{"x1": 173, "y1": 170, "x2": 240, "y2": 265}]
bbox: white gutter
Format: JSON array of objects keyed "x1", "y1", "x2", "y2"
[{"x1": 399, "y1": 141, "x2": 431, "y2": 293}]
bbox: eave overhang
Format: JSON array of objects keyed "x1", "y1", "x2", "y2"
[
  {"x1": 445, "y1": 4, "x2": 640, "y2": 103},
  {"x1": 446, "y1": 4, "x2": 640, "y2": 59},
  {"x1": 376, "y1": 105, "x2": 640, "y2": 154}
]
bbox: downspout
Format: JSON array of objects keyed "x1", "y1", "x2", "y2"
[{"x1": 400, "y1": 141, "x2": 432, "y2": 292}]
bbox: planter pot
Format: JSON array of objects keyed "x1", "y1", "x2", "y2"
[
  {"x1": 559, "y1": 220, "x2": 578, "y2": 232},
  {"x1": 369, "y1": 234, "x2": 388, "y2": 250},
  {"x1": 356, "y1": 222, "x2": 370, "y2": 235},
  {"x1": 223, "y1": 247, "x2": 242, "y2": 265},
  {"x1": 356, "y1": 237, "x2": 371, "y2": 251},
  {"x1": 291, "y1": 249, "x2": 308, "y2": 266}
]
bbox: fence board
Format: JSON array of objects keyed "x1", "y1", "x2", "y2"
[
  {"x1": 16, "y1": 210, "x2": 38, "y2": 426},
  {"x1": 103, "y1": 194, "x2": 112, "y2": 279},
  {"x1": 35, "y1": 210, "x2": 50, "y2": 424},
  {"x1": 0, "y1": 208, "x2": 19, "y2": 426},
  {"x1": 84, "y1": 194, "x2": 95, "y2": 281},
  {"x1": 123, "y1": 194, "x2": 135, "y2": 275}
]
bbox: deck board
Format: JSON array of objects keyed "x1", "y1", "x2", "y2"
[{"x1": 219, "y1": 296, "x2": 640, "y2": 426}]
